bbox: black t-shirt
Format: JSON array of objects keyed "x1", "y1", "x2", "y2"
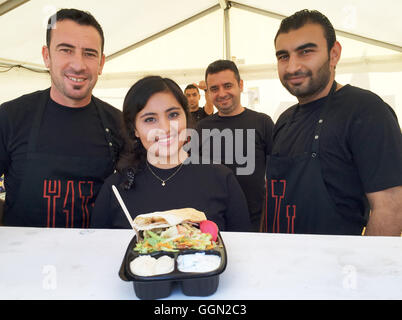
[
  {"x1": 91, "y1": 162, "x2": 251, "y2": 232},
  {"x1": 272, "y1": 84, "x2": 402, "y2": 220},
  {"x1": 194, "y1": 108, "x2": 274, "y2": 226},
  {"x1": 36, "y1": 99, "x2": 110, "y2": 156},
  {"x1": 0, "y1": 89, "x2": 123, "y2": 217},
  {"x1": 190, "y1": 107, "x2": 209, "y2": 123}
]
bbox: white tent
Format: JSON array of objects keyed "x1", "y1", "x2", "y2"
[{"x1": 1, "y1": 0, "x2": 401, "y2": 122}]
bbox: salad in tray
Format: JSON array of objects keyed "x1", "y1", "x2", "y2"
[
  {"x1": 135, "y1": 223, "x2": 216, "y2": 253},
  {"x1": 132, "y1": 208, "x2": 219, "y2": 254}
]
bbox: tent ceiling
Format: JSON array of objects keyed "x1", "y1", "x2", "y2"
[
  {"x1": 238, "y1": 0, "x2": 402, "y2": 48},
  {"x1": 0, "y1": 0, "x2": 401, "y2": 82}
]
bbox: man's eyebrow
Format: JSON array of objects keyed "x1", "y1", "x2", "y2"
[
  {"x1": 83, "y1": 48, "x2": 99, "y2": 55},
  {"x1": 56, "y1": 43, "x2": 99, "y2": 55},
  {"x1": 295, "y1": 42, "x2": 318, "y2": 51},
  {"x1": 276, "y1": 43, "x2": 318, "y2": 57},
  {"x1": 56, "y1": 43, "x2": 75, "y2": 49},
  {"x1": 275, "y1": 49, "x2": 288, "y2": 57}
]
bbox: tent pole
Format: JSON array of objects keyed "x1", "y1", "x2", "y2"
[
  {"x1": 0, "y1": 58, "x2": 48, "y2": 73},
  {"x1": 230, "y1": 1, "x2": 402, "y2": 53},
  {"x1": 230, "y1": 1, "x2": 286, "y2": 20},
  {"x1": 223, "y1": 4, "x2": 231, "y2": 60},
  {"x1": 0, "y1": 0, "x2": 29, "y2": 16}
]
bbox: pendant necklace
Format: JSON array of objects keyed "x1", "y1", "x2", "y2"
[{"x1": 146, "y1": 161, "x2": 184, "y2": 186}]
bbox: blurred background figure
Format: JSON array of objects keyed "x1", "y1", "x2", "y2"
[{"x1": 184, "y1": 81, "x2": 214, "y2": 123}]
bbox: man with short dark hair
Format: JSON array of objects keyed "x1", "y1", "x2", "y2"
[
  {"x1": 0, "y1": 9, "x2": 123, "y2": 227},
  {"x1": 264, "y1": 9, "x2": 402, "y2": 235},
  {"x1": 184, "y1": 84, "x2": 211, "y2": 123},
  {"x1": 196, "y1": 59, "x2": 274, "y2": 232}
]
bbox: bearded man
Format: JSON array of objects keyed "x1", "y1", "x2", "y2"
[{"x1": 264, "y1": 9, "x2": 402, "y2": 236}]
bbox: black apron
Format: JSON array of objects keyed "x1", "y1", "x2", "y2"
[
  {"x1": 4, "y1": 92, "x2": 116, "y2": 228},
  {"x1": 263, "y1": 82, "x2": 363, "y2": 235}
]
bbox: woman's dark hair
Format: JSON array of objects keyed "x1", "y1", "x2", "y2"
[
  {"x1": 117, "y1": 76, "x2": 192, "y2": 190},
  {"x1": 274, "y1": 9, "x2": 336, "y2": 54}
]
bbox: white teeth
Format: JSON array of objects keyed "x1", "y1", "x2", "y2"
[
  {"x1": 68, "y1": 76, "x2": 85, "y2": 82},
  {"x1": 158, "y1": 136, "x2": 174, "y2": 143}
]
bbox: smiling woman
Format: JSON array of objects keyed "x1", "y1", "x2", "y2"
[
  {"x1": 90, "y1": 76, "x2": 252, "y2": 232},
  {"x1": 134, "y1": 91, "x2": 188, "y2": 168},
  {"x1": 119, "y1": 76, "x2": 191, "y2": 172}
]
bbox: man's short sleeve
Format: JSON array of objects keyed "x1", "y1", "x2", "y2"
[{"x1": 348, "y1": 95, "x2": 402, "y2": 193}]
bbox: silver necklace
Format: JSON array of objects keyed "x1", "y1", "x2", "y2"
[{"x1": 146, "y1": 161, "x2": 184, "y2": 186}]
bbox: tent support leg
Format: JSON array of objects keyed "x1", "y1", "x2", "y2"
[{"x1": 223, "y1": 5, "x2": 231, "y2": 60}]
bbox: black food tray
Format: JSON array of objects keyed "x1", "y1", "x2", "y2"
[{"x1": 119, "y1": 233, "x2": 227, "y2": 299}]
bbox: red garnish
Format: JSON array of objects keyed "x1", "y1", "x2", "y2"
[{"x1": 199, "y1": 220, "x2": 218, "y2": 241}]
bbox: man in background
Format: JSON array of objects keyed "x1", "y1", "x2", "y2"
[
  {"x1": 196, "y1": 60, "x2": 274, "y2": 231},
  {"x1": 184, "y1": 82, "x2": 214, "y2": 123}
]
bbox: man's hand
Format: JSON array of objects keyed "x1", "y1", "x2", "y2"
[{"x1": 193, "y1": 81, "x2": 214, "y2": 115}]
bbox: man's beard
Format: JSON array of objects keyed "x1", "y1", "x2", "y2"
[
  {"x1": 215, "y1": 94, "x2": 238, "y2": 115},
  {"x1": 281, "y1": 58, "x2": 331, "y2": 101}
]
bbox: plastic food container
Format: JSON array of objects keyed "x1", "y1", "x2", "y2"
[{"x1": 119, "y1": 233, "x2": 227, "y2": 299}]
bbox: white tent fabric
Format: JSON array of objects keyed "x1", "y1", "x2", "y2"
[{"x1": 0, "y1": 0, "x2": 401, "y2": 122}]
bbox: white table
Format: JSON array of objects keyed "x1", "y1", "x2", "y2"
[{"x1": 0, "y1": 227, "x2": 401, "y2": 300}]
